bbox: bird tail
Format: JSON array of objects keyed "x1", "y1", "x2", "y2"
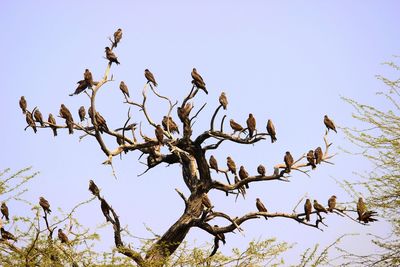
[
  {"x1": 306, "y1": 214, "x2": 310, "y2": 222},
  {"x1": 52, "y1": 128, "x2": 57, "y2": 137}
]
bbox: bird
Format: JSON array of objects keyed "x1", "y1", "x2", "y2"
[
  {"x1": 328, "y1": 195, "x2": 337, "y2": 212},
  {"x1": 144, "y1": 69, "x2": 158, "y2": 87},
  {"x1": 84, "y1": 69, "x2": 94, "y2": 87},
  {"x1": 155, "y1": 125, "x2": 164, "y2": 144},
  {"x1": 238, "y1": 166, "x2": 249, "y2": 189},
  {"x1": 1, "y1": 203, "x2": 9, "y2": 221},
  {"x1": 39, "y1": 197, "x2": 51, "y2": 214},
  {"x1": 78, "y1": 106, "x2": 86, "y2": 122},
  {"x1": 88, "y1": 180, "x2": 100, "y2": 197},
  {"x1": 314, "y1": 147, "x2": 323, "y2": 164},
  {"x1": 313, "y1": 200, "x2": 327, "y2": 214},
  {"x1": 100, "y1": 199, "x2": 112, "y2": 222},
  {"x1": 257, "y1": 164, "x2": 266, "y2": 176},
  {"x1": 69, "y1": 80, "x2": 88, "y2": 96},
  {"x1": 26, "y1": 111, "x2": 37, "y2": 133},
  {"x1": 306, "y1": 150, "x2": 316, "y2": 169},
  {"x1": 1, "y1": 227, "x2": 17, "y2": 241},
  {"x1": 202, "y1": 193, "x2": 212, "y2": 211},
  {"x1": 19, "y1": 96, "x2": 27, "y2": 114},
  {"x1": 113, "y1": 28, "x2": 122, "y2": 48},
  {"x1": 359, "y1": 210, "x2": 378, "y2": 223},
  {"x1": 177, "y1": 102, "x2": 192, "y2": 121},
  {"x1": 191, "y1": 68, "x2": 208, "y2": 94},
  {"x1": 284, "y1": 151, "x2": 294, "y2": 173},
  {"x1": 209, "y1": 155, "x2": 219, "y2": 173},
  {"x1": 58, "y1": 229, "x2": 69, "y2": 244},
  {"x1": 162, "y1": 116, "x2": 179, "y2": 134},
  {"x1": 357, "y1": 197, "x2": 366, "y2": 221},
  {"x1": 34, "y1": 109, "x2": 44, "y2": 126},
  {"x1": 324, "y1": 115, "x2": 337, "y2": 133},
  {"x1": 304, "y1": 199, "x2": 312, "y2": 222},
  {"x1": 266, "y1": 119, "x2": 277, "y2": 143},
  {"x1": 59, "y1": 104, "x2": 74, "y2": 134},
  {"x1": 209, "y1": 225, "x2": 225, "y2": 258},
  {"x1": 94, "y1": 111, "x2": 109, "y2": 133},
  {"x1": 246, "y1": 114, "x2": 256, "y2": 138},
  {"x1": 119, "y1": 81, "x2": 130, "y2": 98},
  {"x1": 229, "y1": 119, "x2": 244, "y2": 134},
  {"x1": 219, "y1": 92, "x2": 228, "y2": 110},
  {"x1": 256, "y1": 198, "x2": 268, "y2": 220},
  {"x1": 227, "y1": 156, "x2": 237, "y2": 174},
  {"x1": 214, "y1": 225, "x2": 226, "y2": 245},
  {"x1": 105, "y1": 47, "x2": 120, "y2": 65},
  {"x1": 47, "y1": 113, "x2": 57, "y2": 137}
]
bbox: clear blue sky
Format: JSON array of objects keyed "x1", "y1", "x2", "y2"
[{"x1": 1, "y1": 1, "x2": 399, "y2": 264}]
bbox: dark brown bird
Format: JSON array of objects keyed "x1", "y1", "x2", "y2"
[
  {"x1": 39, "y1": 197, "x2": 51, "y2": 214},
  {"x1": 359, "y1": 210, "x2": 378, "y2": 223},
  {"x1": 324, "y1": 115, "x2": 337, "y2": 133},
  {"x1": 162, "y1": 116, "x2": 179, "y2": 134},
  {"x1": 1, "y1": 228, "x2": 17, "y2": 241},
  {"x1": 219, "y1": 92, "x2": 228, "y2": 110},
  {"x1": 105, "y1": 47, "x2": 120, "y2": 65},
  {"x1": 238, "y1": 166, "x2": 249, "y2": 189},
  {"x1": 266, "y1": 119, "x2": 277, "y2": 143},
  {"x1": 69, "y1": 80, "x2": 88, "y2": 96},
  {"x1": 209, "y1": 155, "x2": 219, "y2": 173},
  {"x1": 313, "y1": 200, "x2": 327, "y2": 214},
  {"x1": 314, "y1": 147, "x2": 323, "y2": 165},
  {"x1": 95, "y1": 111, "x2": 108, "y2": 133},
  {"x1": 177, "y1": 102, "x2": 193, "y2": 121},
  {"x1": 284, "y1": 151, "x2": 294, "y2": 173},
  {"x1": 144, "y1": 69, "x2": 158, "y2": 87},
  {"x1": 155, "y1": 125, "x2": 164, "y2": 144},
  {"x1": 84, "y1": 69, "x2": 94, "y2": 87},
  {"x1": 100, "y1": 199, "x2": 112, "y2": 222},
  {"x1": 328, "y1": 195, "x2": 337, "y2": 212},
  {"x1": 257, "y1": 164, "x2": 266, "y2": 176},
  {"x1": 78, "y1": 106, "x2": 86, "y2": 122},
  {"x1": 306, "y1": 150, "x2": 316, "y2": 169},
  {"x1": 19, "y1": 96, "x2": 27, "y2": 114},
  {"x1": 202, "y1": 193, "x2": 212, "y2": 211},
  {"x1": 34, "y1": 109, "x2": 44, "y2": 126},
  {"x1": 357, "y1": 197, "x2": 366, "y2": 221},
  {"x1": 88, "y1": 180, "x2": 100, "y2": 197},
  {"x1": 256, "y1": 198, "x2": 268, "y2": 220},
  {"x1": 229, "y1": 119, "x2": 244, "y2": 134},
  {"x1": 113, "y1": 28, "x2": 122, "y2": 48},
  {"x1": 26, "y1": 111, "x2": 37, "y2": 133},
  {"x1": 48, "y1": 113, "x2": 57, "y2": 137},
  {"x1": 1, "y1": 203, "x2": 9, "y2": 221},
  {"x1": 58, "y1": 229, "x2": 69, "y2": 244},
  {"x1": 304, "y1": 199, "x2": 312, "y2": 222},
  {"x1": 191, "y1": 68, "x2": 208, "y2": 94},
  {"x1": 246, "y1": 113, "x2": 256, "y2": 138},
  {"x1": 60, "y1": 104, "x2": 74, "y2": 134},
  {"x1": 227, "y1": 156, "x2": 237, "y2": 174},
  {"x1": 119, "y1": 81, "x2": 130, "y2": 98}
]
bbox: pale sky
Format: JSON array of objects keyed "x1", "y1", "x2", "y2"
[{"x1": 1, "y1": 1, "x2": 399, "y2": 265}]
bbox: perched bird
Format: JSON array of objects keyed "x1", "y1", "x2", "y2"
[
  {"x1": 144, "y1": 69, "x2": 157, "y2": 87},
  {"x1": 19, "y1": 96, "x2": 27, "y2": 114},
  {"x1": 78, "y1": 106, "x2": 86, "y2": 122},
  {"x1": 69, "y1": 80, "x2": 88, "y2": 96},
  {"x1": 177, "y1": 102, "x2": 193, "y2": 121},
  {"x1": 266, "y1": 119, "x2": 277, "y2": 143},
  {"x1": 84, "y1": 69, "x2": 94, "y2": 87},
  {"x1": 48, "y1": 113, "x2": 57, "y2": 137},
  {"x1": 304, "y1": 199, "x2": 312, "y2": 222},
  {"x1": 314, "y1": 147, "x2": 323, "y2": 165},
  {"x1": 209, "y1": 155, "x2": 219, "y2": 173},
  {"x1": 214, "y1": 225, "x2": 226, "y2": 245},
  {"x1": 328, "y1": 195, "x2": 337, "y2": 212},
  {"x1": 238, "y1": 166, "x2": 249, "y2": 189},
  {"x1": 100, "y1": 199, "x2": 112, "y2": 222},
  {"x1": 39, "y1": 197, "x2": 51, "y2": 214},
  {"x1": 191, "y1": 68, "x2": 208, "y2": 94},
  {"x1": 155, "y1": 125, "x2": 164, "y2": 144},
  {"x1": 60, "y1": 104, "x2": 74, "y2": 134},
  {"x1": 202, "y1": 193, "x2": 212, "y2": 211},
  {"x1": 229, "y1": 119, "x2": 244, "y2": 134},
  {"x1": 209, "y1": 225, "x2": 226, "y2": 258},
  {"x1": 113, "y1": 28, "x2": 122, "y2": 48},
  {"x1": 105, "y1": 47, "x2": 120, "y2": 65},
  {"x1": 219, "y1": 92, "x2": 228, "y2": 110},
  {"x1": 256, "y1": 198, "x2": 268, "y2": 220},
  {"x1": 1, "y1": 203, "x2": 9, "y2": 221},
  {"x1": 58, "y1": 229, "x2": 69, "y2": 244},
  {"x1": 313, "y1": 200, "x2": 327, "y2": 214},
  {"x1": 306, "y1": 150, "x2": 316, "y2": 169},
  {"x1": 324, "y1": 115, "x2": 337, "y2": 133},
  {"x1": 1, "y1": 228, "x2": 17, "y2": 241},
  {"x1": 162, "y1": 116, "x2": 179, "y2": 134},
  {"x1": 357, "y1": 197, "x2": 366, "y2": 221},
  {"x1": 119, "y1": 81, "x2": 130, "y2": 98},
  {"x1": 284, "y1": 151, "x2": 294, "y2": 173},
  {"x1": 88, "y1": 180, "x2": 100, "y2": 197},
  {"x1": 34, "y1": 109, "x2": 44, "y2": 126},
  {"x1": 26, "y1": 111, "x2": 37, "y2": 133},
  {"x1": 227, "y1": 156, "x2": 237, "y2": 174},
  {"x1": 359, "y1": 210, "x2": 378, "y2": 223},
  {"x1": 95, "y1": 111, "x2": 109, "y2": 133},
  {"x1": 257, "y1": 164, "x2": 266, "y2": 176},
  {"x1": 246, "y1": 113, "x2": 256, "y2": 138}
]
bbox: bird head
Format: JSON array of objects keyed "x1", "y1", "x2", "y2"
[
  {"x1": 285, "y1": 151, "x2": 290, "y2": 155},
  {"x1": 145, "y1": 69, "x2": 149, "y2": 72},
  {"x1": 324, "y1": 115, "x2": 328, "y2": 118},
  {"x1": 105, "y1": 47, "x2": 110, "y2": 51},
  {"x1": 193, "y1": 68, "x2": 197, "y2": 72},
  {"x1": 58, "y1": 229, "x2": 62, "y2": 233},
  {"x1": 332, "y1": 195, "x2": 337, "y2": 199},
  {"x1": 313, "y1": 200, "x2": 318, "y2": 203}
]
